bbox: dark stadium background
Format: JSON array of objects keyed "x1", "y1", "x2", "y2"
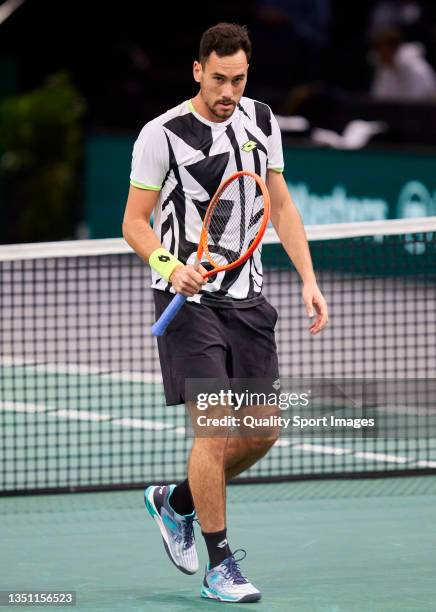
[{"x1": 1, "y1": 0, "x2": 436, "y2": 242}]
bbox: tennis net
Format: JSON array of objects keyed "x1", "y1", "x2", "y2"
[{"x1": 1, "y1": 218, "x2": 436, "y2": 494}]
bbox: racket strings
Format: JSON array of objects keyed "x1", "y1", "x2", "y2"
[{"x1": 205, "y1": 176, "x2": 265, "y2": 268}]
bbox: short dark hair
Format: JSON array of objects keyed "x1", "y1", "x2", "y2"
[{"x1": 199, "y1": 23, "x2": 252, "y2": 65}]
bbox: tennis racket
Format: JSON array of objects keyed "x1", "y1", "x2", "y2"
[{"x1": 151, "y1": 170, "x2": 270, "y2": 336}]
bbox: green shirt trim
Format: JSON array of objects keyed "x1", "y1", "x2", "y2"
[{"x1": 130, "y1": 180, "x2": 161, "y2": 191}]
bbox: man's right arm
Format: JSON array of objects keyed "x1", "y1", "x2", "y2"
[
  {"x1": 122, "y1": 185, "x2": 205, "y2": 296},
  {"x1": 122, "y1": 185, "x2": 162, "y2": 262}
]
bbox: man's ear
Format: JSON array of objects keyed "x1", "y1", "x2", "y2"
[{"x1": 193, "y1": 60, "x2": 202, "y2": 84}]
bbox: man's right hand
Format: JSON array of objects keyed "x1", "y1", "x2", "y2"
[{"x1": 169, "y1": 264, "x2": 207, "y2": 296}]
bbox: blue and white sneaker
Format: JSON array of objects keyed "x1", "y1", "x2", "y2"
[
  {"x1": 144, "y1": 484, "x2": 199, "y2": 575},
  {"x1": 201, "y1": 549, "x2": 261, "y2": 603}
]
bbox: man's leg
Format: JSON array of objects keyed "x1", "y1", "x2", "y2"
[
  {"x1": 179, "y1": 401, "x2": 279, "y2": 571},
  {"x1": 184, "y1": 402, "x2": 279, "y2": 527},
  {"x1": 183, "y1": 401, "x2": 233, "y2": 571},
  {"x1": 171, "y1": 402, "x2": 280, "y2": 520},
  {"x1": 170, "y1": 430, "x2": 278, "y2": 520},
  {"x1": 224, "y1": 432, "x2": 278, "y2": 481},
  {"x1": 188, "y1": 435, "x2": 229, "y2": 532},
  {"x1": 224, "y1": 401, "x2": 281, "y2": 479},
  {"x1": 184, "y1": 402, "x2": 277, "y2": 604}
]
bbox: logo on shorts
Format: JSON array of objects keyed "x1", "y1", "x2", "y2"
[{"x1": 241, "y1": 140, "x2": 257, "y2": 152}]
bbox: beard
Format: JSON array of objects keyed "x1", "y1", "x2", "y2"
[{"x1": 206, "y1": 99, "x2": 236, "y2": 121}]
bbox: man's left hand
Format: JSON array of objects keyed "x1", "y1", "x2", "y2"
[{"x1": 302, "y1": 282, "x2": 329, "y2": 335}]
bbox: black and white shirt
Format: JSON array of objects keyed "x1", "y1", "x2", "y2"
[{"x1": 130, "y1": 96, "x2": 284, "y2": 307}]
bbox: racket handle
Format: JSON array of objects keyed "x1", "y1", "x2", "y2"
[{"x1": 151, "y1": 293, "x2": 188, "y2": 336}]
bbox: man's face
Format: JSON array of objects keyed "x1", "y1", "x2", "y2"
[{"x1": 193, "y1": 50, "x2": 248, "y2": 121}]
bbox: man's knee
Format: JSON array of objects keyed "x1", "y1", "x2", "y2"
[
  {"x1": 192, "y1": 436, "x2": 230, "y2": 462},
  {"x1": 244, "y1": 432, "x2": 279, "y2": 456}
]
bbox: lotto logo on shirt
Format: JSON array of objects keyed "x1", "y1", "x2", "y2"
[{"x1": 241, "y1": 140, "x2": 257, "y2": 152}]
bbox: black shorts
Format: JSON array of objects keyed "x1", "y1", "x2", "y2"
[{"x1": 153, "y1": 290, "x2": 280, "y2": 406}]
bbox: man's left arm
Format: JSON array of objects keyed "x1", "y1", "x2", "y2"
[{"x1": 266, "y1": 169, "x2": 328, "y2": 335}]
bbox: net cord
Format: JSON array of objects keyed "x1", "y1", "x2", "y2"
[{"x1": 1, "y1": 217, "x2": 436, "y2": 262}]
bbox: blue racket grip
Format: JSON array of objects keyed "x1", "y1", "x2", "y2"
[{"x1": 151, "y1": 293, "x2": 188, "y2": 336}]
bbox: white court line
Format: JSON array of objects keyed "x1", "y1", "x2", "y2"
[
  {"x1": 274, "y1": 439, "x2": 292, "y2": 447},
  {"x1": 0, "y1": 401, "x2": 433, "y2": 468},
  {"x1": 294, "y1": 443, "x2": 353, "y2": 455},
  {"x1": 354, "y1": 451, "x2": 410, "y2": 464},
  {"x1": 55, "y1": 409, "x2": 112, "y2": 422},
  {"x1": 0, "y1": 401, "x2": 48, "y2": 413},
  {"x1": 0, "y1": 357, "x2": 162, "y2": 384},
  {"x1": 0, "y1": 401, "x2": 171, "y2": 430},
  {"x1": 414, "y1": 460, "x2": 436, "y2": 468},
  {"x1": 111, "y1": 417, "x2": 172, "y2": 431}
]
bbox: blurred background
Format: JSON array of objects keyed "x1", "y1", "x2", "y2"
[{"x1": 1, "y1": 0, "x2": 436, "y2": 243}]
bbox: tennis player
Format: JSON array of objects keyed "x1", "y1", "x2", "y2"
[{"x1": 122, "y1": 23, "x2": 328, "y2": 604}]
